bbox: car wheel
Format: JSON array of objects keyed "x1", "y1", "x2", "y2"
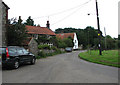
[
  {"x1": 13, "y1": 60, "x2": 19, "y2": 69},
  {"x1": 30, "y1": 57, "x2": 36, "y2": 65}
]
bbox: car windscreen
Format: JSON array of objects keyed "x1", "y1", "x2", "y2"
[
  {"x1": 22, "y1": 48, "x2": 29, "y2": 54},
  {"x1": 0, "y1": 48, "x2": 6, "y2": 54}
]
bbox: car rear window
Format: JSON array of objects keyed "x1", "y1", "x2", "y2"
[
  {"x1": 0, "y1": 48, "x2": 6, "y2": 54},
  {"x1": 8, "y1": 48, "x2": 17, "y2": 55}
]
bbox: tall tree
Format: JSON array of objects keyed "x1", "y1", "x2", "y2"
[
  {"x1": 55, "y1": 26, "x2": 118, "y2": 50},
  {"x1": 105, "y1": 35, "x2": 117, "y2": 49},
  {"x1": 7, "y1": 17, "x2": 27, "y2": 46},
  {"x1": 24, "y1": 16, "x2": 34, "y2": 26}
]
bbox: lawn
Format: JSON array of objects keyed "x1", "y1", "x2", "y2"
[{"x1": 79, "y1": 50, "x2": 120, "y2": 68}]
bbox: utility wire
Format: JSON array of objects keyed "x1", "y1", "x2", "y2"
[
  {"x1": 51, "y1": 0, "x2": 92, "y2": 26},
  {"x1": 51, "y1": 6, "x2": 84, "y2": 26},
  {"x1": 32, "y1": 0, "x2": 92, "y2": 19}
]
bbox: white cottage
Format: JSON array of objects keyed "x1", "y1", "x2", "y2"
[
  {"x1": 56, "y1": 33, "x2": 78, "y2": 50},
  {"x1": 73, "y1": 33, "x2": 78, "y2": 49}
]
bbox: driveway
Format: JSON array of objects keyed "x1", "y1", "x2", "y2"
[{"x1": 2, "y1": 50, "x2": 118, "y2": 83}]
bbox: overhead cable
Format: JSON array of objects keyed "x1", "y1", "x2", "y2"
[
  {"x1": 51, "y1": 0, "x2": 92, "y2": 26},
  {"x1": 32, "y1": 0, "x2": 92, "y2": 19}
]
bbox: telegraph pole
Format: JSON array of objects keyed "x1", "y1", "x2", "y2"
[{"x1": 95, "y1": 0, "x2": 102, "y2": 55}]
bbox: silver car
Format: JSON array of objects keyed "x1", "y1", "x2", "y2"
[{"x1": 65, "y1": 47, "x2": 72, "y2": 52}]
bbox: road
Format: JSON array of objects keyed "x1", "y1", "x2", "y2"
[{"x1": 2, "y1": 50, "x2": 118, "y2": 83}]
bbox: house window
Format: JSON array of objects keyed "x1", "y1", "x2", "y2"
[
  {"x1": 46, "y1": 35, "x2": 51, "y2": 39},
  {"x1": 75, "y1": 40, "x2": 76, "y2": 43}
]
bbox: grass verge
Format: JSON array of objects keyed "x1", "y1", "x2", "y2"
[{"x1": 78, "y1": 50, "x2": 120, "y2": 68}]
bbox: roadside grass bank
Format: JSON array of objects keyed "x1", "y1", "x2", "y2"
[{"x1": 79, "y1": 50, "x2": 120, "y2": 68}]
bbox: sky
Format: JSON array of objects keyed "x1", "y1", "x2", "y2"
[{"x1": 3, "y1": 0, "x2": 119, "y2": 38}]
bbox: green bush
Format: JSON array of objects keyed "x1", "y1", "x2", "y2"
[
  {"x1": 36, "y1": 56, "x2": 46, "y2": 59},
  {"x1": 37, "y1": 45, "x2": 65, "y2": 59},
  {"x1": 51, "y1": 46, "x2": 58, "y2": 50},
  {"x1": 38, "y1": 44, "x2": 51, "y2": 50},
  {"x1": 51, "y1": 46, "x2": 62, "y2": 53},
  {"x1": 55, "y1": 49, "x2": 62, "y2": 54},
  {"x1": 38, "y1": 51, "x2": 46, "y2": 57}
]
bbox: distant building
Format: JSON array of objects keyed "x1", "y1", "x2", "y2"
[
  {"x1": 26, "y1": 21, "x2": 56, "y2": 46},
  {"x1": 56, "y1": 33, "x2": 78, "y2": 50},
  {"x1": 26, "y1": 21, "x2": 55, "y2": 38},
  {"x1": 2, "y1": 2, "x2": 10, "y2": 46},
  {"x1": 26, "y1": 25, "x2": 56, "y2": 39}
]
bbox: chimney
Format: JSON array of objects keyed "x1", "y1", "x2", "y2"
[
  {"x1": 19, "y1": 16, "x2": 21, "y2": 19},
  {"x1": 18, "y1": 16, "x2": 22, "y2": 24},
  {"x1": 46, "y1": 20, "x2": 50, "y2": 29}
]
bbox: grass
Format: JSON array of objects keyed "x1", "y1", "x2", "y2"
[{"x1": 79, "y1": 50, "x2": 120, "y2": 68}]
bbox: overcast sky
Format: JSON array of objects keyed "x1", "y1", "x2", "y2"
[{"x1": 3, "y1": 0, "x2": 119, "y2": 38}]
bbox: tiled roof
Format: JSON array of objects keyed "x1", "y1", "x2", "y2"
[
  {"x1": 26, "y1": 25, "x2": 56, "y2": 36},
  {"x1": 56, "y1": 33, "x2": 74, "y2": 39}
]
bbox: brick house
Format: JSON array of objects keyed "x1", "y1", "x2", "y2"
[
  {"x1": 26, "y1": 26, "x2": 56, "y2": 39},
  {"x1": 56, "y1": 33, "x2": 78, "y2": 50},
  {"x1": 1, "y1": 2, "x2": 10, "y2": 46},
  {"x1": 26, "y1": 23, "x2": 56, "y2": 46},
  {"x1": 22, "y1": 21, "x2": 56, "y2": 55}
]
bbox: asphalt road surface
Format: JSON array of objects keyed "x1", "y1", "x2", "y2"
[{"x1": 2, "y1": 50, "x2": 118, "y2": 83}]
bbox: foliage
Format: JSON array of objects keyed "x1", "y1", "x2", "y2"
[
  {"x1": 36, "y1": 33, "x2": 73, "y2": 49},
  {"x1": 105, "y1": 35, "x2": 118, "y2": 50},
  {"x1": 55, "y1": 26, "x2": 99, "y2": 49},
  {"x1": 55, "y1": 36, "x2": 73, "y2": 48},
  {"x1": 79, "y1": 50, "x2": 119, "y2": 67},
  {"x1": 38, "y1": 44, "x2": 51, "y2": 50},
  {"x1": 24, "y1": 16, "x2": 34, "y2": 26},
  {"x1": 49, "y1": 36, "x2": 59, "y2": 46},
  {"x1": 36, "y1": 35, "x2": 58, "y2": 46},
  {"x1": 37, "y1": 46, "x2": 64, "y2": 59},
  {"x1": 57, "y1": 38, "x2": 67, "y2": 48},
  {"x1": 36, "y1": 35, "x2": 48, "y2": 44},
  {"x1": 51, "y1": 46, "x2": 58, "y2": 50},
  {"x1": 55, "y1": 26, "x2": 118, "y2": 50},
  {"x1": 7, "y1": 17, "x2": 27, "y2": 46},
  {"x1": 63, "y1": 38, "x2": 74, "y2": 47},
  {"x1": 37, "y1": 51, "x2": 46, "y2": 58}
]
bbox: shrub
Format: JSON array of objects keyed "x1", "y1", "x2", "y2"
[
  {"x1": 36, "y1": 56, "x2": 45, "y2": 59},
  {"x1": 38, "y1": 51, "x2": 46, "y2": 57},
  {"x1": 37, "y1": 45, "x2": 65, "y2": 59},
  {"x1": 51, "y1": 46, "x2": 62, "y2": 53},
  {"x1": 38, "y1": 44, "x2": 51, "y2": 50},
  {"x1": 51, "y1": 46, "x2": 58, "y2": 50}
]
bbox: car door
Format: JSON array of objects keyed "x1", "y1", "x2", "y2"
[
  {"x1": 17, "y1": 47, "x2": 25, "y2": 63},
  {"x1": 22, "y1": 48, "x2": 32, "y2": 62}
]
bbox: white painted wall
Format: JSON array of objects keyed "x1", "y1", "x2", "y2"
[{"x1": 73, "y1": 33, "x2": 78, "y2": 50}]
